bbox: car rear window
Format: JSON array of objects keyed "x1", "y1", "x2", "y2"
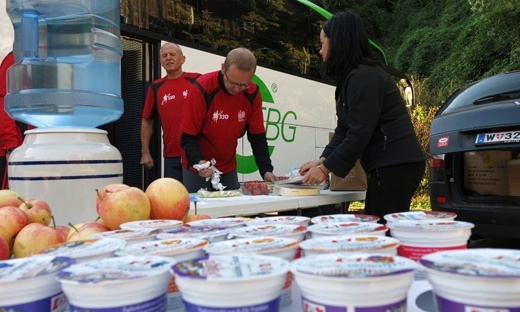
[{"x1": 438, "y1": 70, "x2": 520, "y2": 115}]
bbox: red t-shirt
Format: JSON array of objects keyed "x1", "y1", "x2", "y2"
[
  {"x1": 142, "y1": 72, "x2": 200, "y2": 157},
  {"x1": 180, "y1": 71, "x2": 266, "y2": 174},
  {"x1": 0, "y1": 52, "x2": 23, "y2": 157}
]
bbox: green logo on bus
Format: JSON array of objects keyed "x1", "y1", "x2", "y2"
[{"x1": 236, "y1": 75, "x2": 297, "y2": 174}]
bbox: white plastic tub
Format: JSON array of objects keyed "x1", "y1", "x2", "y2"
[
  {"x1": 387, "y1": 220, "x2": 474, "y2": 261},
  {"x1": 0, "y1": 256, "x2": 75, "y2": 311},
  {"x1": 171, "y1": 254, "x2": 290, "y2": 311},
  {"x1": 291, "y1": 253, "x2": 418, "y2": 311},
  {"x1": 57, "y1": 255, "x2": 175, "y2": 311},
  {"x1": 299, "y1": 235, "x2": 400, "y2": 256},
  {"x1": 420, "y1": 248, "x2": 520, "y2": 311},
  {"x1": 307, "y1": 222, "x2": 388, "y2": 238}
]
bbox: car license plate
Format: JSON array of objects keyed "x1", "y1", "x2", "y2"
[{"x1": 475, "y1": 131, "x2": 520, "y2": 145}]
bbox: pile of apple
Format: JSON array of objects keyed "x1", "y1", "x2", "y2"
[{"x1": 0, "y1": 177, "x2": 210, "y2": 260}]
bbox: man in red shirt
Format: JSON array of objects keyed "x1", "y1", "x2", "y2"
[
  {"x1": 180, "y1": 48, "x2": 276, "y2": 192},
  {"x1": 0, "y1": 52, "x2": 24, "y2": 189},
  {"x1": 141, "y1": 42, "x2": 200, "y2": 182}
]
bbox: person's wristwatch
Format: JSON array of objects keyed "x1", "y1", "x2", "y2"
[{"x1": 5, "y1": 148, "x2": 15, "y2": 154}]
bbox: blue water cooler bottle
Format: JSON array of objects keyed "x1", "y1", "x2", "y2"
[{"x1": 6, "y1": 0, "x2": 124, "y2": 226}]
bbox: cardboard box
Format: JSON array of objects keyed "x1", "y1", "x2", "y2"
[
  {"x1": 508, "y1": 159, "x2": 520, "y2": 196},
  {"x1": 328, "y1": 132, "x2": 367, "y2": 191},
  {"x1": 463, "y1": 150, "x2": 512, "y2": 196}
]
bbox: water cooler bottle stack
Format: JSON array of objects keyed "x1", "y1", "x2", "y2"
[{"x1": 5, "y1": 0, "x2": 124, "y2": 225}]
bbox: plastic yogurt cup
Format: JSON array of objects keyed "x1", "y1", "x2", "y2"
[
  {"x1": 384, "y1": 210, "x2": 457, "y2": 223},
  {"x1": 186, "y1": 217, "x2": 248, "y2": 228},
  {"x1": 291, "y1": 253, "x2": 418, "y2": 311},
  {"x1": 205, "y1": 235, "x2": 300, "y2": 311},
  {"x1": 228, "y1": 224, "x2": 308, "y2": 242},
  {"x1": 0, "y1": 256, "x2": 75, "y2": 312},
  {"x1": 156, "y1": 226, "x2": 230, "y2": 243},
  {"x1": 387, "y1": 220, "x2": 474, "y2": 261},
  {"x1": 307, "y1": 222, "x2": 388, "y2": 238},
  {"x1": 204, "y1": 236, "x2": 300, "y2": 261},
  {"x1": 115, "y1": 238, "x2": 208, "y2": 312},
  {"x1": 299, "y1": 235, "x2": 400, "y2": 256},
  {"x1": 57, "y1": 255, "x2": 176, "y2": 311},
  {"x1": 119, "y1": 219, "x2": 183, "y2": 232},
  {"x1": 115, "y1": 238, "x2": 208, "y2": 262},
  {"x1": 32, "y1": 238, "x2": 126, "y2": 263},
  {"x1": 246, "y1": 215, "x2": 311, "y2": 226},
  {"x1": 171, "y1": 253, "x2": 290, "y2": 311},
  {"x1": 311, "y1": 213, "x2": 380, "y2": 224},
  {"x1": 420, "y1": 248, "x2": 520, "y2": 311},
  {"x1": 89, "y1": 228, "x2": 160, "y2": 245}
]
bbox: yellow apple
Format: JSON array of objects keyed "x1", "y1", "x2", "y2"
[
  {"x1": 145, "y1": 178, "x2": 190, "y2": 220},
  {"x1": 98, "y1": 187, "x2": 151, "y2": 230},
  {"x1": 19, "y1": 198, "x2": 52, "y2": 226},
  {"x1": 95, "y1": 183, "x2": 130, "y2": 214},
  {"x1": 0, "y1": 189, "x2": 24, "y2": 208},
  {"x1": 183, "y1": 214, "x2": 212, "y2": 224},
  {"x1": 0, "y1": 206, "x2": 30, "y2": 247},
  {"x1": 12, "y1": 223, "x2": 64, "y2": 258},
  {"x1": 66, "y1": 221, "x2": 110, "y2": 242}
]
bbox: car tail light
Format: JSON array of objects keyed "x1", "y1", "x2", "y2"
[
  {"x1": 436, "y1": 196, "x2": 447, "y2": 204},
  {"x1": 430, "y1": 154, "x2": 445, "y2": 168}
]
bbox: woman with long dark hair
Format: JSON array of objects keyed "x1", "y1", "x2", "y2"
[{"x1": 300, "y1": 11, "x2": 425, "y2": 221}]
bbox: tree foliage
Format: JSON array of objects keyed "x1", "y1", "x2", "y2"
[{"x1": 315, "y1": 0, "x2": 519, "y2": 107}]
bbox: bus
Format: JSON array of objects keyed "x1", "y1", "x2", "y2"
[{"x1": 112, "y1": 0, "x2": 411, "y2": 189}]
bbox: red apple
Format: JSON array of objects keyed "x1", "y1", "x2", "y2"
[
  {"x1": 95, "y1": 183, "x2": 130, "y2": 214},
  {"x1": 19, "y1": 198, "x2": 52, "y2": 226},
  {"x1": 145, "y1": 178, "x2": 190, "y2": 220},
  {"x1": 0, "y1": 189, "x2": 24, "y2": 208},
  {"x1": 183, "y1": 214, "x2": 212, "y2": 224},
  {"x1": 0, "y1": 236, "x2": 10, "y2": 260},
  {"x1": 12, "y1": 223, "x2": 65, "y2": 258},
  {"x1": 66, "y1": 221, "x2": 110, "y2": 242},
  {"x1": 98, "y1": 186, "x2": 151, "y2": 230},
  {"x1": 55, "y1": 225, "x2": 70, "y2": 242},
  {"x1": 0, "y1": 206, "x2": 30, "y2": 247}
]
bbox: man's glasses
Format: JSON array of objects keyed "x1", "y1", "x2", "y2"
[{"x1": 224, "y1": 71, "x2": 251, "y2": 90}]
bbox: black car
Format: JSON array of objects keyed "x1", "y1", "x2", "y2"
[{"x1": 429, "y1": 70, "x2": 520, "y2": 239}]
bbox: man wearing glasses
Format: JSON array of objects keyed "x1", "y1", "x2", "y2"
[{"x1": 180, "y1": 48, "x2": 277, "y2": 192}]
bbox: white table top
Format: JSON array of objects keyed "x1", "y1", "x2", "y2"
[{"x1": 189, "y1": 190, "x2": 366, "y2": 218}]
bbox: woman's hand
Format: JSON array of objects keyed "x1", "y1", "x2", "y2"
[
  {"x1": 299, "y1": 160, "x2": 321, "y2": 175},
  {"x1": 264, "y1": 172, "x2": 277, "y2": 183},
  {"x1": 302, "y1": 165, "x2": 329, "y2": 185}
]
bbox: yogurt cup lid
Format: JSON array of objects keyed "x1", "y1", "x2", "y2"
[
  {"x1": 0, "y1": 256, "x2": 75, "y2": 282},
  {"x1": 311, "y1": 214, "x2": 380, "y2": 223},
  {"x1": 33, "y1": 238, "x2": 126, "y2": 259},
  {"x1": 420, "y1": 248, "x2": 520, "y2": 277},
  {"x1": 308, "y1": 222, "x2": 388, "y2": 235},
  {"x1": 57, "y1": 255, "x2": 176, "y2": 284},
  {"x1": 386, "y1": 220, "x2": 474, "y2": 231},
  {"x1": 290, "y1": 253, "x2": 418, "y2": 278},
  {"x1": 171, "y1": 254, "x2": 290, "y2": 280},
  {"x1": 187, "y1": 217, "x2": 248, "y2": 228},
  {"x1": 228, "y1": 224, "x2": 308, "y2": 238},
  {"x1": 156, "y1": 226, "x2": 229, "y2": 240},
  {"x1": 246, "y1": 216, "x2": 310, "y2": 226},
  {"x1": 299, "y1": 235, "x2": 400, "y2": 253},
  {"x1": 384, "y1": 211, "x2": 457, "y2": 222},
  {"x1": 119, "y1": 219, "x2": 183, "y2": 231},
  {"x1": 115, "y1": 238, "x2": 208, "y2": 257},
  {"x1": 89, "y1": 229, "x2": 160, "y2": 241},
  {"x1": 204, "y1": 236, "x2": 299, "y2": 255}
]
